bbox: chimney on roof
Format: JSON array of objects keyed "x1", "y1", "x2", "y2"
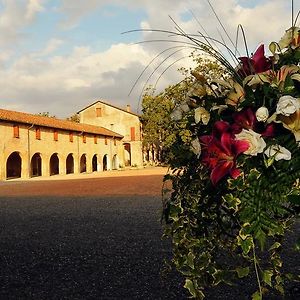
[{"x1": 126, "y1": 104, "x2": 131, "y2": 112}]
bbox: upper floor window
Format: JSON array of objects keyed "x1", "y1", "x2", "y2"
[
  {"x1": 69, "y1": 131, "x2": 73, "y2": 143},
  {"x1": 82, "y1": 133, "x2": 86, "y2": 143},
  {"x1": 53, "y1": 130, "x2": 58, "y2": 141},
  {"x1": 96, "y1": 107, "x2": 102, "y2": 117},
  {"x1": 105, "y1": 136, "x2": 108, "y2": 145},
  {"x1": 13, "y1": 125, "x2": 19, "y2": 138},
  {"x1": 114, "y1": 138, "x2": 116, "y2": 146},
  {"x1": 130, "y1": 127, "x2": 135, "y2": 141},
  {"x1": 94, "y1": 135, "x2": 98, "y2": 144},
  {"x1": 35, "y1": 127, "x2": 41, "y2": 140}
]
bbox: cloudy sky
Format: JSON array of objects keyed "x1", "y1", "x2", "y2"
[{"x1": 0, "y1": 0, "x2": 299, "y2": 118}]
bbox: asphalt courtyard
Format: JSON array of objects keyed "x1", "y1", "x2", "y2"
[{"x1": 0, "y1": 167, "x2": 299, "y2": 299}]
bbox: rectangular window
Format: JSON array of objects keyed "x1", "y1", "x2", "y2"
[
  {"x1": 54, "y1": 130, "x2": 58, "y2": 141},
  {"x1": 13, "y1": 125, "x2": 19, "y2": 138},
  {"x1": 94, "y1": 135, "x2": 98, "y2": 144},
  {"x1": 114, "y1": 138, "x2": 116, "y2": 146},
  {"x1": 96, "y1": 107, "x2": 102, "y2": 117},
  {"x1": 35, "y1": 127, "x2": 41, "y2": 140},
  {"x1": 69, "y1": 131, "x2": 73, "y2": 143},
  {"x1": 105, "y1": 136, "x2": 108, "y2": 145},
  {"x1": 130, "y1": 127, "x2": 135, "y2": 141},
  {"x1": 83, "y1": 133, "x2": 86, "y2": 143}
]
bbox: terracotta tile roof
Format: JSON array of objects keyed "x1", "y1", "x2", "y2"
[
  {"x1": 77, "y1": 100, "x2": 141, "y2": 117},
  {"x1": 0, "y1": 108, "x2": 123, "y2": 138}
]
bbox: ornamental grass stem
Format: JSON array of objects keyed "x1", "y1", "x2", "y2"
[{"x1": 253, "y1": 243, "x2": 263, "y2": 299}]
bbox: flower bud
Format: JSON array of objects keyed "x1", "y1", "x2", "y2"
[
  {"x1": 194, "y1": 107, "x2": 210, "y2": 125},
  {"x1": 255, "y1": 106, "x2": 269, "y2": 122}
]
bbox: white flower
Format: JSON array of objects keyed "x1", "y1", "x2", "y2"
[
  {"x1": 264, "y1": 145, "x2": 291, "y2": 161},
  {"x1": 191, "y1": 138, "x2": 201, "y2": 156},
  {"x1": 180, "y1": 103, "x2": 190, "y2": 113},
  {"x1": 170, "y1": 103, "x2": 190, "y2": 121},
  {"x1": 276, "y1": 95, "x2": 300, "y2": 116},
  {"x1": 256, "y1": 107, "x2": 269, "y2": 122},
  {"x1": 194, "y1": 107, "x2": 210, "y2": 125},
  {"x1": 170, "y1": 108, "x2": 182, "y2": 121},
  {"x1": 235, "y1": 129, "x2": 266, "y2": 156}
]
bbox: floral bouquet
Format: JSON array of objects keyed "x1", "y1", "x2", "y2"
[{"x1": 163, "y1": 25, "x2": 300, "y2": 299}]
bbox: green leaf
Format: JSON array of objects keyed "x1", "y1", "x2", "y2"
[
  {"x1": 238, "y1": 236, "x2": 253, "y2": 255},
  {"x1": 186, "y1": 252, "x2": 195, "y2": 269},
  {"x1": 252, "y1": 290, "x2": 262, "y2": 300},
  {"x1": 269, "y1": 242, "x2": 281, "y2": 252},
  {"x1": 222, "y1": 194, "x2": 241, "y2": 212},
  {"x1": 184, "y1": 279, "x2": 197, "y2": 298},
  {"x1": 236, "y1": 267, "x2": 250, "y2": 278},
  {"x1": 262, "y1": 270, "x2": 273, "y2": 287},
  {"x1": 255, "y1": 229, "x2": 266, "y2": 250}
]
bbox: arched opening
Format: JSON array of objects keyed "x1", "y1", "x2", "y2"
[
  {"x1": 124, "y1": 143, "x2": 131, "y2": 166},
  {"x1": 6, "y1": 152, "x2": 22, "y2": 179},
  {"x1": 50, "y1": 153, "x2": 59, "y2": 176},
  {"x1": 92, "y1": 154, "x2": 98, "y2": 172},
  {"x1": 112, "y1": 154, "x2": 119, "y2": 170},
  {"x1": 31, "y1": 153, "x2": 42, "y2": 177},
  {"x1": 66, "y1": 154, "x2": 74, "y2": 174},
  {"x1": 80, "y1": 154, "x2": 86, "y2": 173},
  {"x1": 103, "y1": 154, "x2": 108, "y2": 171}
]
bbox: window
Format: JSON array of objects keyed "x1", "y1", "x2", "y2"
[
  {"x1": 82, "y1": 133, "x2": 86, "y2": 143},
  {"x1": 96, "y1": 107, "x2": 102, "y2": 117},
  {"x1": 94, "y1": 135, "x2": 98, "y2": 144},
  {"x1": 114, "y1": 138, "x2": 116, "y2": 146},
  {"x1": 105, "y1": 136, "x2": 108, "y2": 145},
  {"x1": 13, "y1": 125, "x2": 19, "y2": 138},
  {"x1": 130, "y1": 127, "x2": 135, "y2": 141},
  {"x1": 35, "y1": 127, "x2": 41, "y2": 140},
  {"x1": 69, "y1": 131, "x2": 73, "y2": 143},
  {"x1": 53, "y1": 130, "x2": 58, "y2": 141}
]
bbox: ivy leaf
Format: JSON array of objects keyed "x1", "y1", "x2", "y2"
[
  {"x1": 262, "y1": 270, "x2": 273, "y2": 287},
  {"x1": 186, "y1": 252, "x2": 195, "y2": 269},
  {"x1": 269, "y1": 242, "x2": 281, "y2": 252},
  {"x1": 184, "y1": 279, "x2": 197, "y2": 298},
  {"x1": 238, "y1": 237, "x2": 252, "y2": 255},
  {"x1": 252, "y1": 290, "x2": 262, "y2": 300},
  {"x1": 236, "y1": 267, "x2": 250, "y2": 278},
  {"x1": 222, "y1": 194, "x2": 241, "y2": 213}
]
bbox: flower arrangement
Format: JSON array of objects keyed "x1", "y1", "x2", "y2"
[{"x1": 163, "y1": 25, "x2": 300, "y2": 299}]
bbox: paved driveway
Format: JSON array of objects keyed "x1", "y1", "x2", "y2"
[
  {"x1": 0, "y1": 169, "x2": 186, "y2": 299},
  {"x1": 0, "y1": 169, "x2": 299, "y2": 299}
]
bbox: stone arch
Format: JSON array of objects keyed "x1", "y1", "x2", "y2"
[
  {"x1": 66, "y1": 153, "x2": 74, "y2": 174},
  {"x1": 31, "y1": 153, "x2": 42, "y2": 177},
  {"x1": 123, "y1": 143, "x2": 131, "y2": 166},
  {"x1": 6, "y1": 152, "x2": 22, "y2": 179},
  {"x1": 80, "y1": 154, "x2": 87, "y2": 173},
  {"x1": 112, "y1": 154, "x2": 119, "y2": 170},
  {"x1": 50, "y1": 153, "x2": 59, "y2": 175},
  {"x1": 92, "y1": 154, "x2": 98, "y2": 172},
  {"x1": 103, "y1": 154, "x2": 108, "y2": 171}
]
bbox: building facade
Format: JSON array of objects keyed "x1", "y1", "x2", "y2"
[
  {"x1": 77, "y1": 100, "x2": 143, "y2": 168},
  {"x1": 0, "y1": 107, "x2": 123, "y2": 180}
]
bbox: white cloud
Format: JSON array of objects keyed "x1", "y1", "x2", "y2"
[
  {"x1": 0, "y1": 0, "x2": 300, "y2": 118},
  {"x1": 0, "y1": 0, "x2": 46, "y2": 47}
]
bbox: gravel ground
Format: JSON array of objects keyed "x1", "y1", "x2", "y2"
[{"x1": 0, "y1": 170, "x2": 299, "y2": 299}]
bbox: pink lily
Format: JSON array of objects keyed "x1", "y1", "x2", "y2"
[
  {"x1": 200, "y1": 121, "x2": 249, "y2": 185},
  {"x1": 238, "y1": 45, "x2": 272, "y2": 77}
]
